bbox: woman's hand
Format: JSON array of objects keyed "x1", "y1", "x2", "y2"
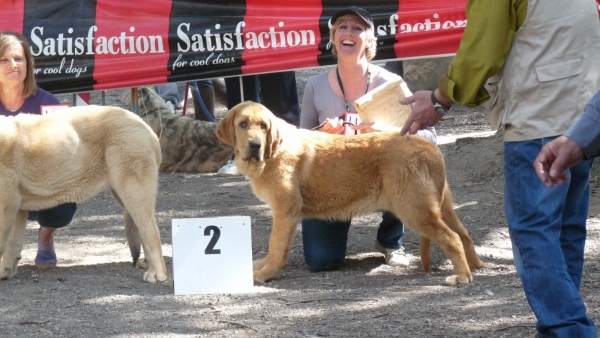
[{"x1": 319, "y1": 117, "x2": 344, "y2": 134}]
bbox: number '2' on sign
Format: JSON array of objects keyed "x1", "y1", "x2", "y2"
[{"x1": 171, "y1": 216, "x2": 253, "y2": 295}]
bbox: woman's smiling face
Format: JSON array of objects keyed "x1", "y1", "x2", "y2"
[{"x1": 333, "y1": 15, "x2": 370, "y2": 58}]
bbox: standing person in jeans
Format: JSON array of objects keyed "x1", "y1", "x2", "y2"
[
  {"x1": 299, "y1": 7, "x2": 436, "y2": 270},
  {"x1": 399, "y1": 1, "x2": 600, "y2": 336},
  {"x1": 0, "y1": 31, "x2": 77, "y2": 268},
  {"x1": 218, "y1": 71, "x2": 301, "y2": 176},
  {"x1": 154, "y1": 82, "x2": 186, "y2": 113}
]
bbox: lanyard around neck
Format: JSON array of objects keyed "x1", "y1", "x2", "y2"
[{"x1": 336, "y1": 66, "x2": 371, "y2": 112}]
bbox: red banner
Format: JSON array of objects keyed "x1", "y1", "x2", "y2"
[
  {"x1": 0, "y1": 0, "x2": 468, "y2": 93},
  {"x1": 1, "y1": 0, "x2": 596, "y2": 94}
]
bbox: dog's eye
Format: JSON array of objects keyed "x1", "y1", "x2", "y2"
[
  {"x1": 260, "y1": 123, "x2": 267, "y2": 130},
  {"x1": 240, "y1": 121, "x2": 248, "y2": 128}
]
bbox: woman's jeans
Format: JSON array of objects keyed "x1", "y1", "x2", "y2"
[
  {"x1": 302, "y1": 211, "x2": 404, "y2": 271},
  {"x1": 504, "y1": 138, "x2": 597, "y2": 337},
  {"x1": 28, "y1": 203, "x2": 77, "y2": 228}
]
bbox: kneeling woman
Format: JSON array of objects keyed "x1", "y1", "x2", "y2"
[{"x1": 299, "y1": 7, "x2": 437, "y2": 271}]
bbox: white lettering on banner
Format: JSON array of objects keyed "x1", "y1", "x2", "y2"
[
  {"x1": 28, "y1": 12, "x2": 466, "y2": 79},
  {"x1": 37, "y1": 55, "x2": 88, "y2": 77},
  {"x1": 30, "y1": 26, "x2": 164, "y2": 57},
  {"x1": 176, "y1": 21, "x2": 315, "y2": 52},
  {"x1": 64, "y1": 58, "x2": 87, "y2": 77},
  {"x1": 379, "y1": 13, "x2": 467, "y2": 35},
  {"x1": 174, "y1": 52, "x2": 235, "y2": 70},
  {"x1": 328, "y1": 13, "x2": 466, "y2": 51},
  {"x1": 29, "y1": 14, "x2": 464, "y2": 58}
]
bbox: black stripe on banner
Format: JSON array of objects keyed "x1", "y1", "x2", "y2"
[
  {"x1": 317, "y1": 0, "x2": 400, "y2": 67},
  {"x1": 167, "y1": 0, "x2": 248, "y2": 83},
  {"x1": 23, "y1": 0, "x2": 97, "y2": 94}
]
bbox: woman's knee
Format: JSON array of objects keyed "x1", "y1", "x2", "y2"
[
  {"x1": 36, "y1": 203, "x2": 77, "y2": 228},
  {"x1": 301, "y1": 218, "x2": 350, "y2": 271}
]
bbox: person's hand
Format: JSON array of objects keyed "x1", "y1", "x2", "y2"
[
  {"x1": 319, "y1": 117, "x2": 344, "y2": 134},
  {"x1": 533, "y1": 136, "x2": 585, "y2": 188},
  {"x1": 350, "y1": 122, "x2": 399, "y2": 134},
  {"x1": 399, "y1": 90, "x2": 444, "y2": 136}
]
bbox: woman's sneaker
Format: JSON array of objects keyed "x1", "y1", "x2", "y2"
[
  {"x1": 35, "y1": 232, "x2": 57, "y2": 269},
  {"x1": 217, "y1": 159, "x2": 242, "y2": 176},
  {"x1": 375, "y1": 240, "x2": 409, "y2": 267}
]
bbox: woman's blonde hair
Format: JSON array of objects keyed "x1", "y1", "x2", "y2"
[
  {"x1": 330, "y1": 14, "x2": 377, "y2": 61},
  {"x1": 0, "y1": 32, "x2": 37, "y2": 97}
]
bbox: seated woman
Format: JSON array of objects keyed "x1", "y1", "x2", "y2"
[{"x1": 0, "y1": 31, "x2": 77, "y2": 268}]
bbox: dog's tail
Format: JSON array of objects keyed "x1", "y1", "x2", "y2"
[
  {"x1": 124, "y1": 211, "x2": 142, "y2": 266},
  {"x1": 419, "y1": 237, "x2": 431, "y2": 272}
]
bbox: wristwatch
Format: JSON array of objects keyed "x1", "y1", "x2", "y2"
[{"x1": 431, "y1": 91, "x2": 450, "y2": 115}]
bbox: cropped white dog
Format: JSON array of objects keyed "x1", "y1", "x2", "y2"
[{"x1": 0, "y1": 106, "x2": 167, "y2": 283}]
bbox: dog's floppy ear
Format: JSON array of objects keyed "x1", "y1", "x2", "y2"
[
  {"x1": 216, "y1": 106, "x2": 238, "y2": 146},
  {"x1": 265, "y1": 112, "x2": 283, "y2": 159}
]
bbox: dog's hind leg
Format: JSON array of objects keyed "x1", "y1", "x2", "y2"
[
  {"x1": 440, "y1": 185, "x2": 485, "y2": 271},
  {"x1": 0, "y1": 210, "x2": 28, "y2": 280},
  {"x1": 107, "y1": 150, "x2": 167, "y2": 283},
  {"x1": 253, "y1": 209, "x2": 301, "y2": 283},
  {"x1": 112, "y1": 184, "x2": 167, "y2": 283},
  {"x1": 393, "y1": 194, "x2": 472, "y2": 285}
]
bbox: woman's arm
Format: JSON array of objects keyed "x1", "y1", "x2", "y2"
[{"x1": 299, "y1": 80, "x2": 319, "y2": 130}]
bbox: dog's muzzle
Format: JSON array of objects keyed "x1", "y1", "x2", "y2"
[{"x1": 243, "y1": 140, "x2": 262, "y2": 161}]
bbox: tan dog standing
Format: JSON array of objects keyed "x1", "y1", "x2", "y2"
[
  {"x1": 0, "y1": 106, "x2": 167, "y2": 283},
  {"x1": 216, "y1": 101, "x2": 484, "y2": 285}
]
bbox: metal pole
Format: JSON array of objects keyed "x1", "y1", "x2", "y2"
[
  {"x1": 131, "y1": 87, "x2": 139, "y2": 115},
  {"x1": 238, "y1": 76, "x2": 244, "y2": 102},
  {"x1": 182, "y1": 82, "x2": 189, "y2": 116}
]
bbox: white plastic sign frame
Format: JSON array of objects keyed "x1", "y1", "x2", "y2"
[{"x1": 172, "y1": 216, "x2": 253, "y2": 295}]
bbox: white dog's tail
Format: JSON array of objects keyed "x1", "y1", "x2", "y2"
[{"x1": 124, "y1": 211, "x2": 142, "y2": 266}]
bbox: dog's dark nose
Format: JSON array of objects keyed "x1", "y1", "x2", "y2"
[{"x1": 249, "y1": 140, "x2": 261, "y2": 150}]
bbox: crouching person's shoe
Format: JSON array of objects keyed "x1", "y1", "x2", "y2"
[
  {"x1": 375, "y1": 240, "x2": 409, "y2": 267},
  {"x1": 35, "y1": 232, "x2": 57, "y2": 269},
  {"x1": 217, "y1": 159, "x2": 242, "y2": 177}
]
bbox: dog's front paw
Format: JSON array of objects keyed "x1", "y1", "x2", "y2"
[
  {"x1": 143, "y1": 269, "x2": 168, "y2": 283},
  {"x1": 253, "y1": 265, "x2": 280, "y2": 283},
  {"x1": 252, "y1": 257, "x2": 267, "y2": 271},
  {"x1": 136, "y1": 257, "x2": 149, "y2": 269},
  {"x1": 445, "y1": 274, "x2": 472, "y2": 286},
  {"x1": 253, "y1": 270, "x2": 270, "y2": 283},
  {"x1": 469, "y1": 258, "x2": 485, "y2": 270},
  {"x1": 0, "y1": 265, "x2": 17, "y2": 280}
]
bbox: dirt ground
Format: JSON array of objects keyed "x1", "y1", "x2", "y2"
[{"x1": 2, "y1": 68, "x2": 600, "y2": 338}]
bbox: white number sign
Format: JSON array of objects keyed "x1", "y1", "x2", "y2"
[{"x1": 171, "y1": 216, "x2": 253, "y2": 295}]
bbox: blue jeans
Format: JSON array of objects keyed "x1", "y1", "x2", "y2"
[
  {"x1": 504, "y1": 139, "x2": 597, "y2": 337},
  {"x1": 302, "y1": 211, "x2": 404, "y2": 271},
  {"x1": 154, "y1": 82, "x2": 186, "y2": 107},
  {"x1": 28, "y1": 203, "x2": 77, "y2": 228}
]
